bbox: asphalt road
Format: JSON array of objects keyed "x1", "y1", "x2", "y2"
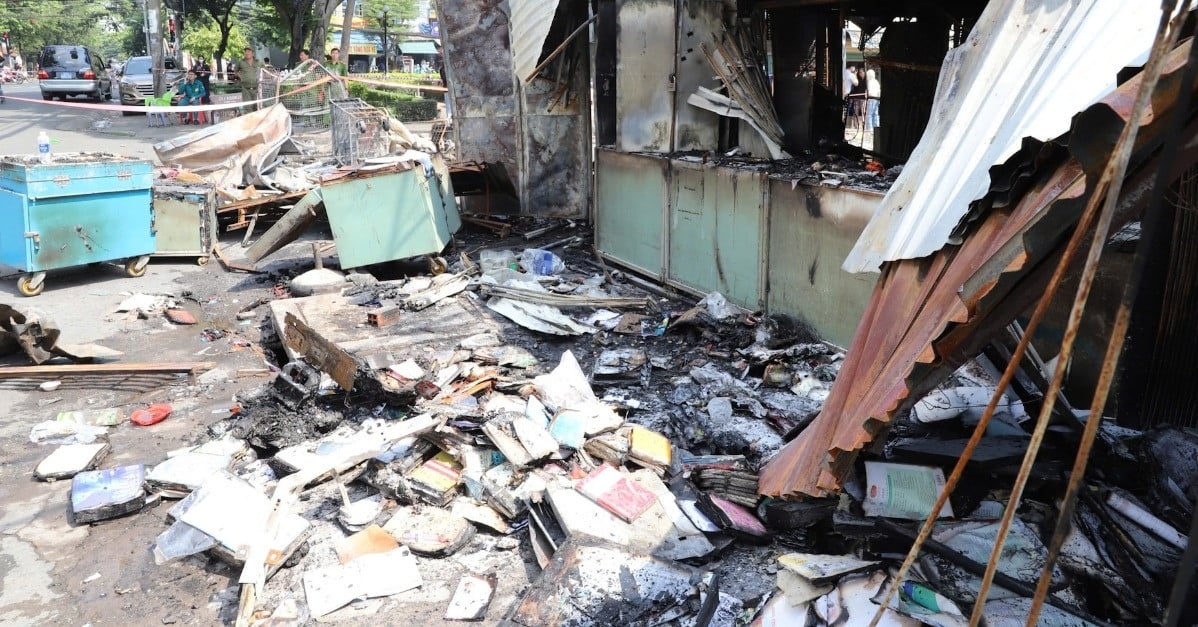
[{"x1": 0, "y1": 80, "x2": 189, "y2": 160}]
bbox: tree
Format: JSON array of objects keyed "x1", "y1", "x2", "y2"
[
  {"x1": 183, "y1": 16, "x2": 247, "y2": 67},
  {"x1": 259, "y1": 0, "x2": 317, "y2": 68},
  {"x1": 337, "y1": 0, "x2": 355, "y2": 63},
  {"x1": 179, "y1": 0, "x2": 240, "y2": 72},
  {"x1": 0, "y1": 0, "x2": 131, "y2": 60}
]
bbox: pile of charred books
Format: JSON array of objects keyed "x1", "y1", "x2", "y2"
[{"x1": 29, "y1": 238, "x2": 1197, "y2": 626}]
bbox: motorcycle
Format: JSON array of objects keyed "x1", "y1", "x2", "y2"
[{"x1": 0, "y1": 67, "x2": 24, "y2": 84}]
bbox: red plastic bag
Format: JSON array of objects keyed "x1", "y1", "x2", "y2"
[{"x1": 130, "y1": 403, "x2": 173, "y2": 426}]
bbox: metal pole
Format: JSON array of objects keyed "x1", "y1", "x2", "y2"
[
  {"x1": 140, "y1": 0, "x2": 151, "y2": 56},
  {"x1": 383, "y1": 11, "x2": 389, "y2": 77},
  {"x1": 148, "y1": 0, "x2": 165, "y2": 96}
]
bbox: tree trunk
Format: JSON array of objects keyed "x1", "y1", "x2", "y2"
[
  {"x1": 309, "y1": 0, "x2": 342, "y2": 66},
  {"x1": 339, "y1": 0, "x2": 356, "y2": 63}
]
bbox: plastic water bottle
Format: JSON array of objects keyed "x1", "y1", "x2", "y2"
[{"x1": 36, "y1": 132, "x2": 51, "y2": 164}]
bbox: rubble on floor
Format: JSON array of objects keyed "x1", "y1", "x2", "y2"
[{"x1": 24, "y1": 219, "x2": 1194, "y2": 626}]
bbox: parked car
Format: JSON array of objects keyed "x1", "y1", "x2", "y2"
[
  {"x1": 117, "y1": 56, "x2": 184, "y2": 113},
  {"x1": 37, "y1": 45, "x2": 111, "y2": 101}
]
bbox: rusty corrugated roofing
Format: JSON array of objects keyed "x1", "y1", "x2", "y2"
[{"x1": 759, "y1": 40, "x2": 1197, "y2": 499}]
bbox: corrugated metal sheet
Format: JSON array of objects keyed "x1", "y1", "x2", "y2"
[
  {"x1": 508, "y1": 0, "x2": 561, "y2": 82},
  {"x1": 760, "y1": 40, "x2": 1198, "y2": 499},
  {"x1": 842, "y1": 0, "x2": 1163, "y2": 273}
]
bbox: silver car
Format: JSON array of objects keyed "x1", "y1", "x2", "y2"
[
  {"x1": 37, "y1": 45, "x2": 112, "y2": 101},
  {"x1": 117, "y1": 56, "x2": 184, "y2": 113}
]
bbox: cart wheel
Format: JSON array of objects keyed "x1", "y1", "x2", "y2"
[
  {"x1": 17, "y1": 275, "x2": 44, "y2": 297},
  {"x1": 196, "y1": 256, "x2": 209, "y2": 266},
  {"x1": 427, "y1": 256, "x2": 448, "y2": 275},
  {"x1": 125, "y1": 256, "x2": 150, "y2": 278}
]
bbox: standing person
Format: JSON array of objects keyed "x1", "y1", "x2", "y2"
[
  {"x1": 847, "y1": 67, "x2": 867, "y2": 127},
  {"x1": 865, "y1": 68, "x2": 881, "y2": 132},
  {"x1": 176, "y1": 70, "x2": 207, "y2": 124},
  {"x1": 298, "y1": 49, "x2": 311, "y2": 66},
  {"x1": 328, "y1": 48, "x2": 348, "y2": 78},
  {"x1": 843, "y1": 64, "x2": 858, "y2": 122},
  {"x1": 234, "y1": 47, "x2": 264, "y2": 113},
  {"x1": 192, "y1": 58, "x2": 212, "y2": 104}
]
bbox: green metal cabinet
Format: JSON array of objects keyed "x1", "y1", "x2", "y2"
[
  {"x1": 319, "y1": 163, "x2": 461, "y2": 270},
  {"x1": 152, "y1": 182, "x2": 216, "y2": 265}
]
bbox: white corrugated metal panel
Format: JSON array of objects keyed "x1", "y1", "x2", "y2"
[
  {"x1": 842, "y1": 0, "x2": 1162, "y2": 273},
  {"x1": 509, "y1": 0, "x2": 562, "y2": 82}
]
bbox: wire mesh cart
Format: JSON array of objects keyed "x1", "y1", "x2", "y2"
[
  {"x1": 0, "y1": 154, "x2": 156, "y2": 296},
  {"x1": 331, "y1": 98, "x2": 392, "y2": 165}
]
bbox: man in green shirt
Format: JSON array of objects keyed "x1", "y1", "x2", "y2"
[
  {"x1": 328, "y1": 47, "x2": 348, "y2": 78},
  {"x1": 236, "y1": 47, "x2": 264, "y2": 113}
]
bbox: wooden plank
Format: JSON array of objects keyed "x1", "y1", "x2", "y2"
[
  {"x1": 282, "y1": 312, "x2": 359, "y2": 392},
  {"x1": 212, "y1": 245, "x2": 261, "y2": 273},
  {"x1": 244, "y1": 190, "x2": 324, "y2": 263},
  {"x1": 216, "y1": 190, "x2": 308, "y2": 214},
  {"x1": 0, "y1": 362, "x2": 216, "y2": 378}
]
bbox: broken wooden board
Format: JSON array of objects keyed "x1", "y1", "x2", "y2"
[
  {"x1": 0, "y1": 361, "x2": 216, "y2": 379},
  {"x1": 283, "y1": 312, "x2": 359, "y2": 392},
  {"x1": 268, "y1": 293, "x2": 490, "y2": 365},
  {"x1": 244, "y1": 188, "x2": 324, "y2": 263}
]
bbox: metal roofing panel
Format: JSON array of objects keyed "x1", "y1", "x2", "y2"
[
  {"x1": 842, "y1": 0, "x2": 1162, "y2": 273},
  {"x1": 760, "y1": 40, "x2": 1197, "y2": 500},
  {"x1": 509, "y1": 0, "x2": 562, "y2": 81}
]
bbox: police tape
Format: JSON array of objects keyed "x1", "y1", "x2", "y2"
[
  {"x1": 344, "y1": 75, "x2": 447, "y2": 94},
  {"x1": 0, "y1": 76, "x2": 334, "y2": 114}
]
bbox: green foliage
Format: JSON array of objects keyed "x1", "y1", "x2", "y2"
[
  {"x1": 246, "y1": 2, "x2": 293, "y2": 53},
  {"x1": 183, "y1": 17, "x2": 248, "y2": 62},
  {"x1": 347, "y1": 81, "x2": 437, "y2": 121},
  {"x1": 0, "y1": 0, "x2": 134, "y2": 60},
  {"x1": 363, "y1": 0, "x2": 419, "y2": 28}
]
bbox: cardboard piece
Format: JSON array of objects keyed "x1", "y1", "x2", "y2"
[
  {"x1": 35, "y1": 443, "x2": 109, "y2": 480},
  {"x1": 172, "y1": 470, "x2": 309, "y2": 567},
  {"x1": 147, "y1": 451, "x2": 235, "y2": 495},
  {"x1": 335, "y1": 524, "x2": 400, "y2": 564},
  {"x1": 451, "y1": 498, "x2": 511, "y2": 534},
  {"x1": 863, "y1": 461, "x2": 955, "y2": 520},
  {"x1": 303, "y1": 546, "x2": 423, "y2": 618},
  {"x1": 777, "y1": 553, "x2": 880, "y2": 583},
  {"x1": 756, "y1": 592, "x2": 811, "y2": 626},
  {"x1": 776, "y1": 569, "x2": 834, "y2": 605},
  {"x1": 71, "y1": 465, "x2": 147, "y2": 523},
  {"x1": 511, "y1": 416, "x2": 559, "y2": 460},
  {"x1": 444, "y1": 573, "x2": 498, "y2": 621}
]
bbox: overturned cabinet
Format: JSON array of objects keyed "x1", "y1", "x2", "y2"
[{"x1": 152, "y1": 182, "x2": 217, "y2": 265}]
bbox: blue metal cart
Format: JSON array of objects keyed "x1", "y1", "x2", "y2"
[{"x1": 0, "y1": 154, "x2": 156, "y2": 296}]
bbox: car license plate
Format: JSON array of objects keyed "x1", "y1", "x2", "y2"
[{"x1": 58, "y1": 72, "x2": 75, "y2": 79}]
